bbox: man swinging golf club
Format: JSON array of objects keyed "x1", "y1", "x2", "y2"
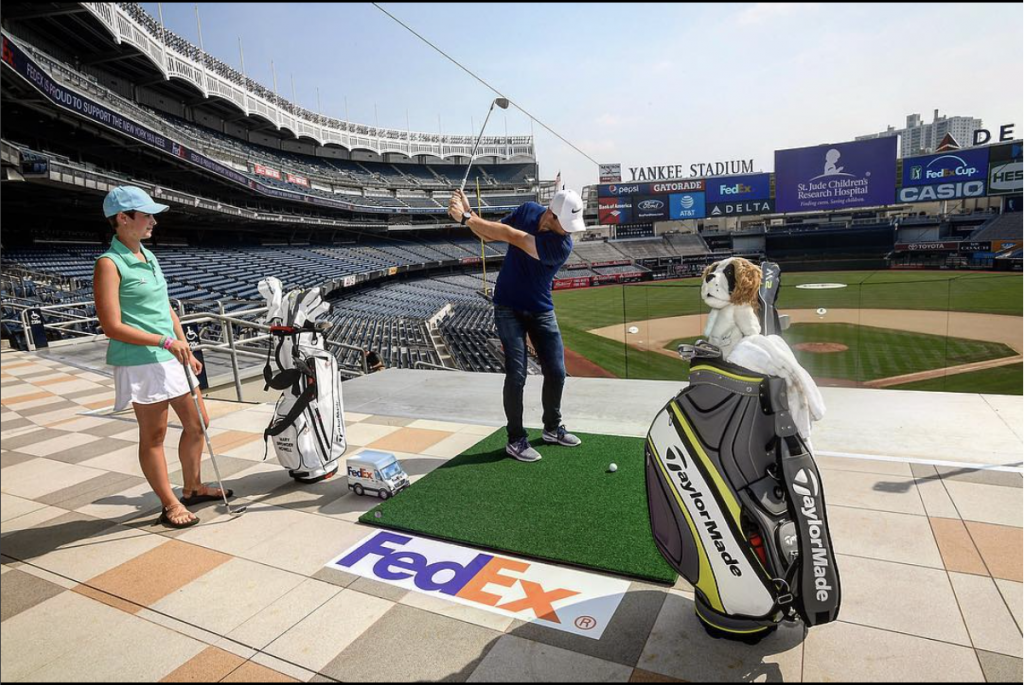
[{"x1": 449, "y1": 187, "x2": 586, "y2": 462}]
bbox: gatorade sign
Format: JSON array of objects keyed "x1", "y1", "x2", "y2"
[{"x1": 327, "y1": 531, "x2": 629, "y2": 638}]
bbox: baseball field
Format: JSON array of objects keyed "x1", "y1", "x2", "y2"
[{"x1": 552, "y1": 271, "x2": 1023, "y2": 394}]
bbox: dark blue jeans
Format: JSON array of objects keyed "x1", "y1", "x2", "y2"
[{"x1": 493, "y1": 305, "x2": 566, "y2": 443}]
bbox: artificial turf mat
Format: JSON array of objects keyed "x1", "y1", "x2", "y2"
[{"x1": 358, "y1": 429, "x2": 678, "y2": 584}]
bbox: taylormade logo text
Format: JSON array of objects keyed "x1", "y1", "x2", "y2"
[
  {"x1": 795, "y1": 469, "x2": 832, "y2": 602},
  {"x1": 669, "y1": 448, "x2": 742, "y2": 577}
]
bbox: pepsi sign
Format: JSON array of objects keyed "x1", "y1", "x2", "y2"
[
  {"x1": 902, "y1": 148, "x2": 988, "y2": 187},
  {"x1": 706, "y1": 173, "x2": 771, "y2": 203},
  {"x1": 669, "y1": 192, "x2": 706, "y2": 219}
]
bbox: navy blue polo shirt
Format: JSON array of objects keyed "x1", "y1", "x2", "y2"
[{"x1": 492, "y1": 202, "x2": 573, "y2": 313}]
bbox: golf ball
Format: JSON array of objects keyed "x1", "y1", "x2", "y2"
[
  {"x1": 816, "y1": 307, "x2": 827, "y2": 317},
  {"x1": 609, "y1": 463, "x2": 618, "y2": 472},
  {"x1": 628, "y1": 326, "x2": 639, "y2": 334}
]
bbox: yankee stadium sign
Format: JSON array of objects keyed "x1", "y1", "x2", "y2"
[{"x1": 629, "y1": 160, "x2": 755, "y2": 181}]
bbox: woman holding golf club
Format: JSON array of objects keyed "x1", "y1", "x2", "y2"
[{"x1": 93, "y1": 186, "x2": 232, "y2": 528}]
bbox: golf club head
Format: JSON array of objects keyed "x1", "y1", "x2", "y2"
[{"x1": 495, "y1": 97, "x2": 510, "y2": 109}]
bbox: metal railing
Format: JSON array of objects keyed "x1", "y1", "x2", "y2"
[
  {"x1": 10, "y1": 301, "x2": 367, "y2": 400},
  {"x1": 414, "y1": 360, "x2": 458, "y2": 371}
]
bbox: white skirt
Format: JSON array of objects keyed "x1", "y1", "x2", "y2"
[{"x1": 113, "y1": 358, "x2": 199, "y2": 411}]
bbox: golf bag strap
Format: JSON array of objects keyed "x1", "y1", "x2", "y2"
[
  {"x1": 779, "y1": 438, "x2": 841, "y2": 626},
  {"x1": 263, "y1": 380, "x2": 317, "y2": 441}
]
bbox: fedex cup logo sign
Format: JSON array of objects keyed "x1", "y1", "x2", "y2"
[
  {"x1": 903, "y1": 148, "x2": 988, "y2": 187},
  {"x1": 328, "y1": 531, "x2": 629, "y2": 638}
]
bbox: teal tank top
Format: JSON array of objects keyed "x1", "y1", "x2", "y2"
[{"x1": 97, "y1": 236, "x2": 177, "y2": 367}]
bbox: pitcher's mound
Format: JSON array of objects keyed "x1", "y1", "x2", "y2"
[{"x1": 794, "y1": 342, "x2": 849, "y2": 354}]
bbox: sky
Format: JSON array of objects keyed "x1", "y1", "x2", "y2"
[{"x1": 142, "y1": 3, "x2": 1023, "y2": 192}]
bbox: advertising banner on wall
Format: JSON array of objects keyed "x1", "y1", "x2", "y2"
[
  {"x1": 987, "y1": 142, "x2": 1023, "y2": 195},
  {"x1": 597, "y1": 180, "x2": 704, "y2": 198},
  {"x1": 598, "y1": 197, "x2": 632, "y2": 224},
  {"x1": 599, "y1": 164, "x2": 621, "y2": 183},
  {"x1": 254, "y1": 163, "x2": 281, "y2": 180},
  {"x1": 287, "y1": 173, "x2": 309, "y2": 187},
  {"x1": 775, "y1": 137, "x2": 897, "y2": 212},
  {"x1": 668, "y1": 192, "x2": 706, "y2": 220},
  {"x1": 707, "y1": 199, "x2": 775, "y2": 217},
  {"x1": 897, "y1": 181, "x2": 987, "y2": 203},
  {"x1": 706, "y1": 173, "x2": 771, "y2": 203},
  {"x1": 902, "y1": 148, "x2": 989, "y2": 187},
  {"x1": 633, "y1": 195, "x2": 670, "y2": 221}
]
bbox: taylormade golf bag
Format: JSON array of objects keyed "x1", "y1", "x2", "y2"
[
  {"x1": 645, "y1": 262, "x2": 841, "y2": 640},
  {"x1": 259, "y1": 278, "x2": 346, "y2": 483}
]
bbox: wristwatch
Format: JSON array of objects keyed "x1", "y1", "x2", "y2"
[{"x1": 461, "y1": 211, "x2": 472, "y2": 226}]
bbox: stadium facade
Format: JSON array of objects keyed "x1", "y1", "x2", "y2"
[{"x1": 1, "y1": 2, "x2": 1021, "y2": 381}]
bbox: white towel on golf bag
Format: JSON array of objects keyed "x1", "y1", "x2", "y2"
[{"x1": 727, "y1": 334, "x2": 825, "y2": 442}]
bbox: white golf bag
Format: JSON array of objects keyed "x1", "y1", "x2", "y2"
[{"x1": 259, "y1": 278, "x2": 346, "y2": 483}]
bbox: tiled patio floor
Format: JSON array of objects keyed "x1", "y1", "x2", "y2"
[{"x1": 1, "y1": 350, "x2": 1021, "y2": 682}]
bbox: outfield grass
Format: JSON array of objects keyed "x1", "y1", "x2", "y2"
[
  {"x1": 667, "y1": 324, "x2": 1017, "y2": 382},
  {"x1": 553, "y1": 271, "x2": 1022, "y2": 383},
  {"x1": 359, "y1": 429, "x2": 677, "y2": 583},
  {"x1": 891, "y1": 363, "x2": 1023, "y2": 395}
]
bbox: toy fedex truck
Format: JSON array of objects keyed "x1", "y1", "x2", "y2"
[{"x1": 346, "y1": 450, "x2": 409, "y2": 500}]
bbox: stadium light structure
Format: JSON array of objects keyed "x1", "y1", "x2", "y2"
[{"x1": 459, "y1": 97, "x2": 510, "y2": 192}]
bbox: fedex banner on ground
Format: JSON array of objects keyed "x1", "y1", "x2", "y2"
[
  {"x1": 775, "y1": 137, "x2": 896, "y2": 212},
  {"x1": 327, "y1": 531, "x2": 629, "y2": 638}
]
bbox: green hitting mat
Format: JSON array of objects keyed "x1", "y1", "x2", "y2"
[{"x1": 358, "y1": 429, "x2": 678, "y2": 584}]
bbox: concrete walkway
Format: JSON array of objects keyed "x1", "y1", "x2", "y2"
[{"x1": 2, "y1": 350, "x2": 1021, "y2": 682}]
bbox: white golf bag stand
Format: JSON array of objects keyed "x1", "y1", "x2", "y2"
[{"x1": 259, "y1": 278, "x2": 346, "y2": 483}]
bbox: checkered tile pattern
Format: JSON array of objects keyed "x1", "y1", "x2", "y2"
[{"x1": 2, "y1": 349, "x2": 1021, "y2": 682}]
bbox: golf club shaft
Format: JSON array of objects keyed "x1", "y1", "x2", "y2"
[
  {"x1": 459, "y1": 103, "x2": 496, "y2": 193},
  {"x1": 181, "y1": 359, "x2": 236, "y2": 512}
]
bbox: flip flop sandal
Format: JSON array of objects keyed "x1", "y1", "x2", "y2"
[
  {"x1": 159, "y1": 506, "x2": 199, "y2": 529},
  {"x1": 179, "y1": 487, "x2": 235, "y2": 506}
]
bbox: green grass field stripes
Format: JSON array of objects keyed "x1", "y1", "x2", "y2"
[
  {"x1": 890, "y1": 363, "x2": 1023, "y2": 395},
  {"x1": 553, "y1": 272, "x2": 1022, "y2": 382},
  {"x1": 666, "y1": 323, "x2": 1016, "y2": 382},
  {"x1": 553, "y1": 272, "x2": 1023, "y2": 328},
  {"x1": 359, "y1": 429, "x2": 678, "y2": 584}
]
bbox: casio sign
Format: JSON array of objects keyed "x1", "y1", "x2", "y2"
[
  {"x1": 638, "y1": 199, "x2": 665, "y2": 211},
  {"x1": 898, "y1": 181, "x2": 985, "y2": 202}
]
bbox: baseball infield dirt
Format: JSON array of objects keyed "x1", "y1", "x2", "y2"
[{"x1": 588, "y1": 308, "x2": 1023, "y2": 385}]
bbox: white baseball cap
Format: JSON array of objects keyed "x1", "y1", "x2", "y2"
[{"x1": 549, "y1": 189, "x2": 587, "y2": 233}]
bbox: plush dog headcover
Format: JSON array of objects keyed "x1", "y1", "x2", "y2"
[{"x1": 701, "y1": 258, "x2": 762, "y2": 311}]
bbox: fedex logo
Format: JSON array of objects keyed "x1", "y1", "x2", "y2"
[
  {"x1": 335, "y1": 532, "x2": 578, "y2": 622},
  {"x1": 328, "y1": 531, "x2": 629, "y2": 638},
  {"x1": 718, "y1": 183, "x2": 752, "y2": 195}
]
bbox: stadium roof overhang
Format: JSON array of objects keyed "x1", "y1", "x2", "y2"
[{"x1": 2, "y1": 5, "x2": 295, "y2": 139}]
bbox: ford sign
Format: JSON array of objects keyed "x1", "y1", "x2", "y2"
[{"x1": 638, "y1": 199, "x2": 665, "y2": 211}]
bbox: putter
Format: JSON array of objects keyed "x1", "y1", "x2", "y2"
[
  {"x1": 458, "y1": 97, "x2": 510, "y2": 193},
  {"x1": 182, "y1": 359, "x2": 247, "y2": 516}
]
